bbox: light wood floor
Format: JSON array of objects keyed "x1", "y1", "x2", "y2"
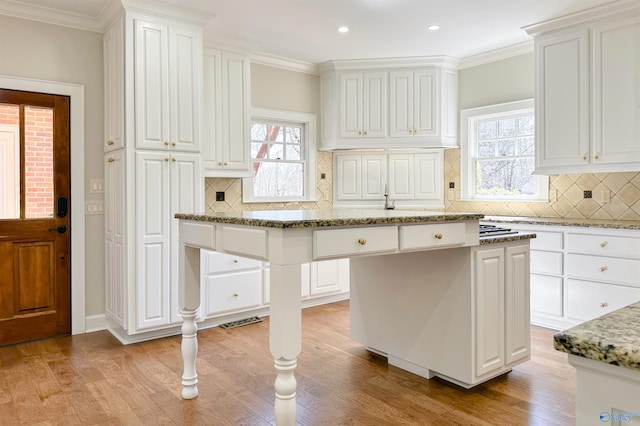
[{"x1": 0, "y1": 301, "x2": 575, "y2": 425}]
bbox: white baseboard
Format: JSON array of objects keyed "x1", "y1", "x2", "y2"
[{"x1": 85, "y1": 314, "x2": 108, "y2": 333}]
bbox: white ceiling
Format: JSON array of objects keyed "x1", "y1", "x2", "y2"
[{"x1": 0, "y1": 0, "x2": 619, "y2": 64}]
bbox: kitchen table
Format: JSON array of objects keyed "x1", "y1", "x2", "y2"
[{"x1": 175, "y1": 209, "x2": 484, "y2": 425}]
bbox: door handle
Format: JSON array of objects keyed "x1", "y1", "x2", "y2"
[{"x1": 48, "y1": 225, "x2": 67, "y2": 234}]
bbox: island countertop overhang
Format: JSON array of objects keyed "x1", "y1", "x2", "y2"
[{"x1": 175, "y1": 209, "x2": 485, "y2": 229}]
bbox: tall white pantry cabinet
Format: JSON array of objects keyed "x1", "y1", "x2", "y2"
[{"x1": 103, "y1": 11, "x2": 204, "y2": 342}]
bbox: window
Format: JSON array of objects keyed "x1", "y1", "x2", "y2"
[
  {"x1": 242, "y1": 108, "x2": 316, "y2": 202},
  {"x1": 460, "y1": 99, "x2": 548, "y2": 201}
]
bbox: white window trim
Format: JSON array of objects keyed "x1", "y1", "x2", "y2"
[
  {"x1": 242, "y1": 107, "x2": 317, "y2": 203},
  {"x1": 460, "y1": 99, "x2": 548, "y2": 202}
]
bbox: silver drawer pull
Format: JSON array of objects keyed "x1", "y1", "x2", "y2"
[
  {"x1": 599, "y1": 266, "x2": 608, "y2": 272},
  {"x1": 600, "y1": 241, "x2": 608, "y2": 248},
  {"x1": 600, "y1": 302, "x2": 608, "y2": 308}
]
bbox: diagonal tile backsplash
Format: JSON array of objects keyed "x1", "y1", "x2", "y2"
[{"x1": 444, "y1": 149, "x2": 640, "y2": 220}]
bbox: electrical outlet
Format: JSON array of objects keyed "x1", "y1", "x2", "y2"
[
  {"x1": 86, "y1": 200, "x2": 104, "y2": 215},
  {"x1": 549, "y1": 189, "x2": 557, "y2": 202},
  {"x1": 449, "y1": 182, "x2": 455, "y2": 189},
  {"x1": 584, "y1": 190, "x2": 592, "y2": 199},
  {"x1": 447, "y1": 189, "x2": 456, "y2": 201},
  {"x1": 216, "y1": 191, "x2": 225, "y2": 201},
  {"x1": 600, "y1": 189, "x2": 611, "y2": 203},
  {"x1": 321, "y1": 173, "x2": 326, "y2": 179}
]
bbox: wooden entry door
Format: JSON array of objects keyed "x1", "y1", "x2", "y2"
[{"x1": 0, "y1": 89, "x2": 71, "y2": 346}]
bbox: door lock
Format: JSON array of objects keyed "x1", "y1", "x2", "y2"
[{"x1": 48, "y1": 225, "x2": 67, "y2": 233}]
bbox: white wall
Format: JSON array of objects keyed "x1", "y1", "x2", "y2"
[
  {"x1": 0, "y1": 14, "x2": 105, "y2": 317},
  {"x1": 458, "y1": 53, "x2": 534, "y2": 109},
  {"x1": 250, "y1": 63, "x2": 320, "y2": 114}
]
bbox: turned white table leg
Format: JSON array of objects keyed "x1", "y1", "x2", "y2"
[
  {"x1": 180, "y1": 245, "x2": 201, "y2": 399},
  {"x1": 269, "y1": 263, "x2": 302, "y2": 426}
]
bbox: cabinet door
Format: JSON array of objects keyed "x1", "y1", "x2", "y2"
[
  {"x1": 592, "y1": 17, "x2": 640, "y2": 165},
  {"x1": 389, "y1": 71, "x2": 413, "y2": 137},
  {"x1": 413, "y1": 69, "x2": 438, "y2": 137},
  {"x1": 535, "y1": 30, "x2": 590, "y2": 171},
  {"x1": 168, "y1": 24, "x2": 201, "y2": 152},
  {"x1": 135, "y1": 152, "x2": 171, "y2": 330},
  {"x1": 105, "y1": 151, "x2": 125, "y2": 327},
  {"x1": 310, "y1": 259, "x2": 349, "y2": 296},
  {"x1": 220, "y1": 51, "x2": 250, "y2": 170},
  {"x1": 361, "y1": 154, "x2": 386, "y2": 199},
  {"x1": 134, "y1": 19, "x2": 170, "y2": 151},
  {"x1": 339, "y1": 73, "x2": 364, "y2": 138},
  {"x1": 414, "y1": 152, "x2": 442, "y2": 200},
  {"x1": 202, "y1": 48, "x2": 222, "y2": 171},
  {"x1": 103, "y1": 17, "x2": 124, "y2": 152},
  {"x1": 335, "y1": 154, "x2": 362, "y2": 200},
  {"x1": 169, "y1": 153, "x2": 202, "y2": 324},
  {"x1": 388, "y1": 154, "x2": 414, "y2": 199},
  {"x1": 504, "y1": 245, "x2": 530, "y2": 365},
  {"x1": 474, "y1": 247, "x2": 505, "y2": 377},
  {"x1": 363, "y1": 72, "x2": 386, "y2": 138}
]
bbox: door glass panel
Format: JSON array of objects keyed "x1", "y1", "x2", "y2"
[
  {"x1": 24, "y1": 106, "x2": 54, "y2": 219},
  {"x1": 0, "y1": 103, "x2": 20, "y2": 219}
]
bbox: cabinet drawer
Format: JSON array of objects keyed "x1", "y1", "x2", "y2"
[
  {"x1": 203, "y1": 270, "x2": 262, "y2": 316},
  {"x1": 203, "y1": 251, "x2": 261, "y2": 274},
  {"x1": 567, "y1": 232, "x2": 640, "y2": 259},
  {"x1": 566, "y1": 278, "x2": 640, "y2": 322},
  {"x1": 566, "y1": 253, "x2": 640, "y2": 287},
  {"x1": 399, "y1": 222, "x2": 466, "y2": 251},
  {"x1": 530, "y1": 274, "x2": 563, "y2": 316},
  {"x1": 313, "y1": 226, "x2": 398, "y2": 259},
  {"x1": 529, "y1": 230, "x2": 563, "y2": 251},
  {"x1": 530, "y1": 250, "x2": 563, "y2": 275},
  {"x1": 222, "y1": 226, "x2": 268, "y2": 260}
]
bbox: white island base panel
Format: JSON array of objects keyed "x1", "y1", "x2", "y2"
[
  {"x1": 350, "y1": 245, "x2": 530, "y2": 389},
  {"x1": 569, "y1": 355, "x2": 640, "y2": 425}
]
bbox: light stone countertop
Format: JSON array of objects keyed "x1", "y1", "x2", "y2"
[
  {"x1": 175, "y1": 209, "x2": 484, "y2": 229},
  {"x1": 554, "y1": 302, "x2": 640, "y2": 371},
  {"x1": 482, "y1": 215, "x2": 640, "y2": 230}
]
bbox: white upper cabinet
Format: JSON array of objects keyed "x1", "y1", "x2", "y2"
[
  {"x1": 202, "y1": 48, "x2": 251, "y2": 177},
  {"x1": 134, "y1": 17, "x2": 201, "y2": 152},
  {"x1": 319, "y1": 58, "x2": 458, "y2": 150},
  {"x1": 339, "y1": 72, "x2": 386, "y2": 139},
  {"x1": 592, "y1": 16, "x2": 640, "y2": 165},
  {"x1": 103, "y1": 16, "x2": 124, "y2": 152},
  {"x1": 526, "y1": 3, "x2": 640, "y2": 174}
]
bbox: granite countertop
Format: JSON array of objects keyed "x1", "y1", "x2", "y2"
[
  {"x1": 554, "y1": 302, "x2": 640, "y2": 371},
  {"x1": 482, "y1": 215, "x2": 640, "y2": 230},
  {"x1": 479, "y1": 232, "x2": 536, "y2": 245},
  {"x1": 175, "y1": 209, "x2": 484, "y2": 229}
]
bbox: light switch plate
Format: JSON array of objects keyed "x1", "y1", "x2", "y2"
[
  {"x1": 90, "y1": 179, "x2": 104, "y2": 194},
  {"x1": 86, "y1": 200, "x2": 104, "y2": 215}
]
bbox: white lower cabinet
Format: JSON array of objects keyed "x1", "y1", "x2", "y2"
[
  {"x1": 484, "y1": 222, "x2": 640, "y2": 330},
  {"x1": 201, "y1": 254, "x2": 350, "y2": 320},
  {"x1": 474, "y1": 245, "x2": 530, "y2": 379}
]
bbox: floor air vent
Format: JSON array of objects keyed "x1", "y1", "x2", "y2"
[{"x1": 219, "y1": 316, "x2": 263, "y2": 330}]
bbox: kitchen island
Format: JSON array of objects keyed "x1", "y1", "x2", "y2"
[
  {"x1": 175, "y1": 209, "x2": 533, "y2": 425},
  {"x1": 554, "y1": 302, "x2": 640, "y2": 425}
]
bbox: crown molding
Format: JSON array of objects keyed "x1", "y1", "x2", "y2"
[
  {"x1": 120, "y1": 0, "x2": 213, "y2": 27},
  {"x1": 250, "y1": 53, "x2": 319, "y2": 75},
  {"x1": 318, "y1": 56, "x2": 460, "y2": 73},
  {"x1": 0, "y1": 0, "x2": 105, "y2": 31},
  {"x1": 523, "y1": 0, "x2": 640, "y2": 36},
  {"x1": 458, "y1": 40, "x2": 534, "y2": 70}
]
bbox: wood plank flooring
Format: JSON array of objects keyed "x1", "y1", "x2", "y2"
[{"x1": 0, "y1": 301, "x2": 575, "y2": 425}]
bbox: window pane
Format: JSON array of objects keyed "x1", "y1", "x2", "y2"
[
  {"x1": 477, "y1": 121, "x2": 496, "y2": 140},
  {"x1": 251, "y1": 142, "x2": 265, "y2": 158},
  {"x1": 285, "y1": 144, "x2": 301, "y2": 160},
  {"x1": 273, "y1": 126, "x2": 284, "y2": 142},
  {"x1": 498, "y1": 119, "x2": 516, "y2": 137},
  {"x1": 518, "y1": 116, "x2": 534, "y2": 135},
  {"x1": 268, "y1": 143, "x2": 284, "y2": 160},
  {"x1": 286, "y1": 126, "x2": 301, "y2": 143},
  {"x1": 518, "y1": 136, "x2": 535, "y2": 155},
  {"x1": 475, "y1": 158, "x2": 536, "y2": 196},
  {"x1": 25, "y1": 106, "x2": 54, "y2": 219},
  {"x1": 251, "y1": 123, "x2": 268, "y2": 141},
  {"x1": 497, "y1": 139, "x2": 515, "y2": 156},
  {"x1": 0, "y1": 103, "x2": 20, "y2": 219},
  {"x1": 477, "y1": 141, "x2": 495, "y2": 158},
  {"x1": 252, "y1": 162, "x2": 304, "y2": 198}
]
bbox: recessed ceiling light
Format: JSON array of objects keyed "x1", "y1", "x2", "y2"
[
  {"x1": 337, "y1": 26, "x2": 349, "y2": 33},
  {"x1": 427, "y1": 25, "x2": 441, "y2": 31}
]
